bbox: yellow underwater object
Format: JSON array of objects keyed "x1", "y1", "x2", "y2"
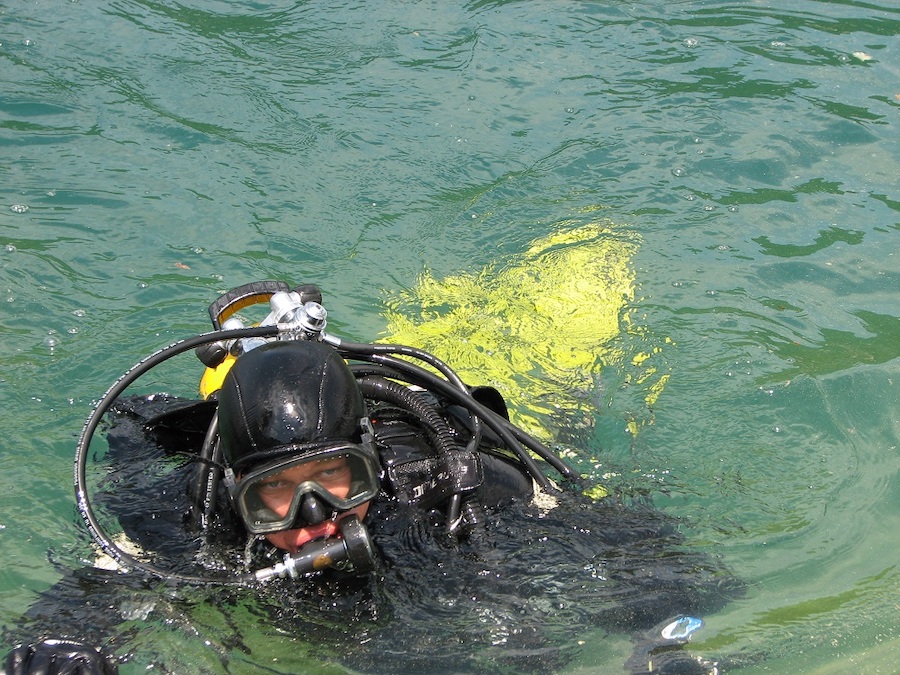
[{"x1": 381, "y1": 222, "x2": 664, "y2": 448}]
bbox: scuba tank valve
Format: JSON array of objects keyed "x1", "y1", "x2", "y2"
[
  {"x1": 196, "y1": 291, "x2": 328, "y2": 369},
  {"x1": 269, "y1": 291, "x2": 327, "y2": 339}
]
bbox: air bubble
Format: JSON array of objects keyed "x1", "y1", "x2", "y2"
[
  {"x1": 672, "y1": 167, "x2": 685, "y2": 177},
  {"x1": 5, "y1": 244, "x2": 15, "y2": 253},
  {"x1": 72, "y1": 309, "x2": 86, "y2": 317},
  {"x1": 683, "y1": 38, "x2": 699, "y2": 48},
  {"x1": 10, "y1": 204, "x2": 29, "y2": 214}
]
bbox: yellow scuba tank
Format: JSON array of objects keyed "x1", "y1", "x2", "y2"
[{"x1": 200, "y1": 355, "x2": 237, "y2": 400}]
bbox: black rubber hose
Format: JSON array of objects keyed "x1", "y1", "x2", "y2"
[
  {"x1": 74, "y1": 325, "x2": 278, "y2": 585},
  {"x1": 332, "y1": 339, "x2": 468, "y2": 390},
  {"x1": 368, "y1": 355, "x2": 582, "y2": 485},
  {"x1": 350, "y1": 362, "x2": 483, "y2": 455},
  {"x1": 356, "y1": 374, "x2": 479, "y2": 531},
  {"x1": 330, "y1": 338, "x2": 483, "y2": 446},
  {"x1": 346, "y1": 353, "x2": 571, "y2": 491},
  {"x1": 190, "y1": 411, "x2": 223, "y2": 532},
  {"x1": 356, "y1": 375, "x2": 459, "y2": 461}
]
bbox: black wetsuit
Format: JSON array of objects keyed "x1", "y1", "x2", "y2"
[{"x1": 3, "y1": 394, "x2": 742, "y2": 674}]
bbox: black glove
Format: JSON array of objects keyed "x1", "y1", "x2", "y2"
[{"x1": 3, "y1": 639, "x2": 118, "y2": 675}]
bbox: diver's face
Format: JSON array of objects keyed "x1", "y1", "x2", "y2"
[{"x1": 253, "y1": 456, "x2": 371, "y2": 553}]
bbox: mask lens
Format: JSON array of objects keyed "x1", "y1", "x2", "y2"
[{"x1": 234, "y1": 444, "x2": 379, "y2": 534}]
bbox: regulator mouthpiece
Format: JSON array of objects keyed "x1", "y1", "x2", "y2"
[{"x1": 252, "y1": 515, "x2": 375, "y2": 582}]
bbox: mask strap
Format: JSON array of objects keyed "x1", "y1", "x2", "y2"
[
  {"x1": 360, "y1": 416, "x2": 376, "y2": 452},
  {"x1": 222, "y1": 467, "x2": 238, "y2": 498}
]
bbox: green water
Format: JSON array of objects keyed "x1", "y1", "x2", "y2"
[{"x1": 1, "y1": 0, "x2": 898, "y2": 672}]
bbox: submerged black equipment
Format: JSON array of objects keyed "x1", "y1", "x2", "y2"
[{"x1": 74, "y1": 281, "x2": 584, "y2": 586}]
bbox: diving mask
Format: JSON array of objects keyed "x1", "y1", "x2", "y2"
[{"x1": 228, "y1": 443, "x2": 380, "y2": 535}]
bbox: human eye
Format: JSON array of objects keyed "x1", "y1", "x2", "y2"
[
  {"x1": 257, "y1": 476, "x2": 290, "y2": 494},
  {"x1": 315, "y1": 459, "x2": 349, "y2": 482}
]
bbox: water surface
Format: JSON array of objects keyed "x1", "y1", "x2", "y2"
[{"x1": 1, "y1": 0, "x2": 898, "y2": 672}]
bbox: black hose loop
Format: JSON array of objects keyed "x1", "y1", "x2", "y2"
[
  {"x1": 356, "y1": 376, "x2": 459, "y2": 464},
  {"x1": 336, "y1": 340, "x2": 483, "y2": 445},
  {"x1": 349, "y1": 355, "x2": 580, "y2": 491},
  {"x1": 74, "y1": 325, "x2": 278, "y2": 585}
]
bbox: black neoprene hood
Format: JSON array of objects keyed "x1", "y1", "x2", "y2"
[{"x1": 217, "y1": 341, "x2": 366, "y2": 471}]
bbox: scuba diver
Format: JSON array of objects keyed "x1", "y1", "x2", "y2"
[
  {"x1": 208, "y1": 336, "x2": 538, "y2": 577},
  {"x1": 3, "y1": 281, "x2": 740, "y2": 674}
]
